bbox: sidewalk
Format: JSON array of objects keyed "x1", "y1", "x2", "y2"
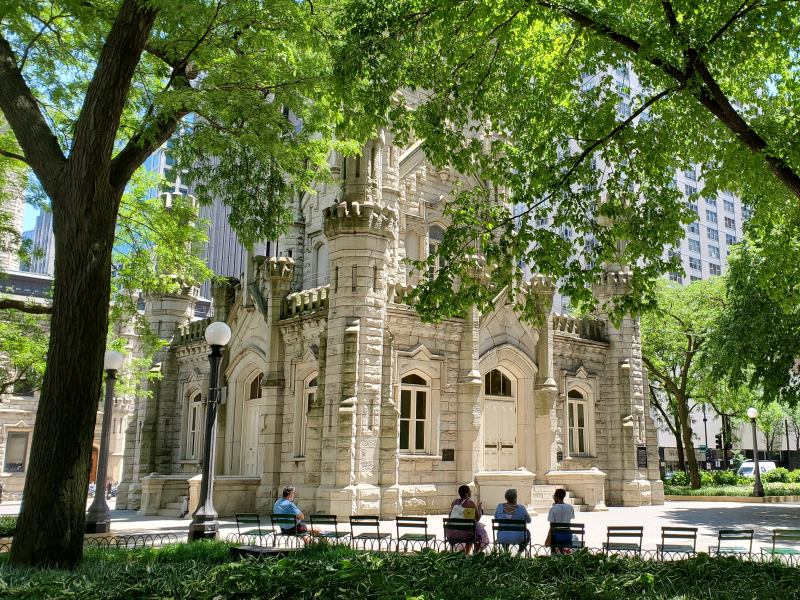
[{"x1": 2, "y1": 499, "x2": 799, "y2": 553}]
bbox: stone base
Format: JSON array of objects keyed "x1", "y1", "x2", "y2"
[
  {"x1": 545, "y1": 468, "x2": 608, "y2": 511},
  {"x1": 84, "y1": 521, "x2": 111, "y2": 534},
  {"x1": 617, "y1": 478, "x2": 663, "y2": 506},
  {"x1": 188, "y1": 475, "x2": 261, "y2": 517},
  {"x1": 474, "y1": 469, "x2": 536, "y2": 512}
]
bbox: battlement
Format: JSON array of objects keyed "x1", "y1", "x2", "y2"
[
  {"x1": 176, "y1": 317, "x2": 212, "y2": 346},
  {"x1": 258, "y1": 256, "x2": 295, "y2": 282},
  {"x1": 553, "y1": 313, "x2": 608, "y2": 343},
  {"x1": 524, "y1": 274, "x2": 556, "y2": 294},
  {"x1": 323, "y1": 200, "x2": 397, "y2": 240},
  {"x1": 283, "y1": 285, "x2": 330, "y2": 318}
]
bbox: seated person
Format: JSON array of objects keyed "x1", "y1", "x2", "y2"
[
  {"x1": 494, "y1": 488, "x2": 531, "y2": 550},
  {"x1": 273, "y1": 486, "x2": 316, "y2": 535},
  {"x1": 546, "y1": 488, "x2": 576, "y2": 553},
  {"x1": 446, "y1": 484, "x2": 489, "y2": 554}
]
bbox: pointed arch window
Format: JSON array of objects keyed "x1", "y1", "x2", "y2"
[
  {"x1": 249, "y1": 372, "x2": 263, "y2": 400},
  {"x1": 297, "y1": 374, "x2": 317, "y2": 457},
  {"x1": 428, "y1": 226, "x2": 445, "y2": 276},
  {"x1": 186, "y1": 390, "x2": 202, "y2": 459},
  {"x1": 485, "y1": 369, "x2": 512, "y2": 397},
  {"x1": 567, "y1": 389, "x2": 587, "y2": 456},
  {"x1": 400, "y1": 374, "x2": 430, "y2": 453}
]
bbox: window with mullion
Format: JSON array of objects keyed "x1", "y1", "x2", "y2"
[{"x1": 400, "y1": 377, "x2": 429, "y2": 453}]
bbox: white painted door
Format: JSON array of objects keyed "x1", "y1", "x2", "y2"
[
  {"x1": 483, "y1": 399, "x2": 517, "y2": 471},
  {"x1": 242, "y1": 402, "x2": 261, "y2": 476}
]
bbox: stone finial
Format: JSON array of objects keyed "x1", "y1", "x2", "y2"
[{"x1": 323, "y1": 199, "x2": 398, "y2": 240}]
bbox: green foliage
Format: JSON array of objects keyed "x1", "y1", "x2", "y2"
[
  {"x1": 788, "y1": 470, "x2": 800, "y2": 484},
  {"x1": 0, "y1": 516, "x2": 16, "y2": 537},
  {"x1": 700, "y1": 471, "x2": 715, "y2": 487},
  {"x1": 665, "y1": 482, "x2": 800, "y2": 497},
  {"x1": 0, "y1": 310, "x2": 49, "y2": 396},
  {"x1": 712, "y1": 470, "x2": 739, "y2": 486},
  {"x1": 669, "y1": 471, "x2": 689, "y2": 486},
  {"x1": 2, "y1": 543, "x2": 800, "y2": 599},
  {"x1": 708, "y1": 241, "x2": 800, "y2": 405},
  {"x1": 335, "y1": 0, "x2": 800, "y2": 322},
  {"x1": 762, "y1": 468, "x2": 790, "y2": 484}
]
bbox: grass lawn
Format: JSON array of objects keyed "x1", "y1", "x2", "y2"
[{"x1": 0, "y1": 542, "x2": 799, "y2": 599}]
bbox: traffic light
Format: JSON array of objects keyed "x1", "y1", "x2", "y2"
[{"x1": 715, "y1": 433, "x2": 723, "y2": 450}]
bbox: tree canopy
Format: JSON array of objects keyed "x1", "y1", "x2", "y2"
[
  {"x1": 0, "y1": 0, "x2": 351, "y2": 566},
  {"x1": 336, "y1": 0, "x2": 800, "y2": 319},
  {"x1": 707, "y1": 240, "x2": 800, "y2": 405},
  {"x1": 641, "y1": 278, "x2": 726, "y2": 487}
]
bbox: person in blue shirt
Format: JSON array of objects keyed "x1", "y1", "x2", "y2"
[
  {"x1": 494, "y1": 488, "x2": 531, "y2": 551},
  {"x1": 273, "y1": 486, "x2": 316, "y2": 535}
]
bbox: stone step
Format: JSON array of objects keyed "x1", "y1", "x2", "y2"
[{"x1": 164, "y1": 502, "x2": 184, "y2": 510}]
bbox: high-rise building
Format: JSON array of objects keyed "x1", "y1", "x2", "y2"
[{"x1": 0, "y1": 168, "x2": 26, "y2": 273}]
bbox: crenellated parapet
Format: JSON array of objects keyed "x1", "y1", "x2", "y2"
[
  {"x1": 284, "y1": 285, "x2": 330, "y2": 318},
  {"x1": 323, "y1": 200, "x2": 398, "y2": 241},
  {"x1": 175, "y1": 317, "x2": 212, "y2": 346},
  {"x1": 552, "y1": 313, "x2": 608, "y2": 343},
  {"x1": 594, "y1": 268, "x2": 633, "y2": 298}
]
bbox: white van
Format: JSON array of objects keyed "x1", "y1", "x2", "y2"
[{"x1": 737, "y1": 461, "x2": 777, "y2": 477}]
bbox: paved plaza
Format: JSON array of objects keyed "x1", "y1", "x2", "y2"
[{"x1": 2, "y1": 499, "x2": 799, "y2": 554}]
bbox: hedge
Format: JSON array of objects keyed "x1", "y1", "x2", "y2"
[
  {"x1": 664, "y1": 482, "x2": 800, "y2": 496},
  {"x1": 1, "y1": 543, "x2": 799, "y2": 599}
]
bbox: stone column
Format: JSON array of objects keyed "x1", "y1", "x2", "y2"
[
  {"x1": 531, "y1": 276, "x2": 558, "y2": 481},
  {"x1": 116, "y1": 289, "x2": 197, "y2": 510},
  {"x1": 255, "y1": 257, "x2": 294, "y2": 512},
  {"x1": 592, "y1": 268, "x2": 662, "y2": 506},
  {"x1": 321, "y1": 192, "x2": 397, "y2": 517},
  {"x1": 456, "y1": 306, "x2": 482, "y2": 489}
]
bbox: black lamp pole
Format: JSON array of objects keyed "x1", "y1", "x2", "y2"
[{"x1": 188, "y1": 321, "x2": 230, "y2": 542}]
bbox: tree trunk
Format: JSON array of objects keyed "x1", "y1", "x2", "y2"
[
  {"x1": 10, "y1": 182, "x2": 120, "y2": 568},
  {"x1": 676, "y1": 395, "x2": 700, "y2": 488},
  {"x1": 675, "y1": 425, "x2": 686, "y2": 472}
]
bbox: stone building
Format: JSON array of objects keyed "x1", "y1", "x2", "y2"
[{"x1": 118, "y1": 131, "x2": 664, "y2": 517}]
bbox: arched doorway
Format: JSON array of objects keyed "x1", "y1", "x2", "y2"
[{"x1": 483, "y1": 369, "x2": 516, "y2": 471}]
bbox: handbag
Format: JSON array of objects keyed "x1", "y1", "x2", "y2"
[{"x1": 450, "y1": 499, "x2": 475, "y2": 520}]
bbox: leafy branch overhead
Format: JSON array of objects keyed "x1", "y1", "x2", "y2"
[{"x1": 336, "y1": 0, "x2": 800, "y2": 319}]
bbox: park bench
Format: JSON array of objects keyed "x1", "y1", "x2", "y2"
[
  {"x1": 234, "y1": 513, "x2": 265, "y2": 537},
  {"x1": 491, "y1": 518, "x2": 530, "y2": 553},
  {"x1": 657, "y1": 526, "x2": 697, "y2": 558},
  {"x1": 269, "y1": 513, "x2": 307, "y2": 546},
  {"x1": 762, "y1": 529, "x2": 800, "y2": 556},
  {"x1": 710, "y1": 529, "x2": 753, "y2": 555},
  {"x1": 308, "y1": 514, "x2": 350, "y2": 542},
  {"x1": 603, "y1": 526, "x2": 643, "y2": 555},
  {"x1": 443, "y1": 517, "x2": 478, "y2": 553},
  {"x1": 549, "y1": 522, "x2": 585, "y2": 554},
  {"x1": 395, "y1": 516, "x2": 436, "y2": 551},
  {"x1": 349, "y1": 515, "x2": 392, "y2": 549}
]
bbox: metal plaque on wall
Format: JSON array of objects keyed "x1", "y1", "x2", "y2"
[{"x1": 637, "y1": 445, "x2": 648, "y2": 468}]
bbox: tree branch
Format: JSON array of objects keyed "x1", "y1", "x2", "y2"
[
  {"x1": 0, "y1": 34, "x2": 65, "y2": 195},
  {"x1": 70, "y1": 0, "x2": 158, "y2": 179},
  {"x1": 0, "y1": 298, "x2": 53, "y2": 315},
  {"x1": 0, "y1": 148, "x2": 28, "y2": 164}
]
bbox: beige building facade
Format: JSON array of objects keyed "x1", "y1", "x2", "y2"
[{"x1": 118, "y1": 132, "x2": 664, "y2": 517}]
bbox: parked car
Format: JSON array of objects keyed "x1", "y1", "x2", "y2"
[{"x1": 737, "y1": 461, "x2": 777, "y2": 477}]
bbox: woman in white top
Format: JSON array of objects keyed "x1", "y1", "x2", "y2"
[{"x1": 545, "y1": 488, "x2": 575, "y2": 548}]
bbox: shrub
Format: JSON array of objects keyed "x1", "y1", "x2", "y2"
[
  {"x1": 2, "y1": 543, "x2": 800, "y2": 599},
  {"x1": 788, "y1": 469, "x2": 800, "y2": 483},
  {"x1": 669, "y1": 471, "x2": 689, "y2": 486},
  {"x1": 712, "y1": 470, "x2": 738, "y2": 486},
  {"x1": 0, "y1": 516, "x2": 16, "y2": 537},
  {"x1": 763, "y1": 467, "x2": 789, "y2": 483},
  {"x1": 700, "y1": 470, "x2": 714, "y2": 486}
]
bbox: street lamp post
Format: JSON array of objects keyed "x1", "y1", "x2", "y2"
[
  {"x1": 188, "y1": 321, "x2": 232, "y2": 542},
  {"x1": 747, "y1": 407, "x2": 765, "y2": 498},
  {"x1": 85, "y1": 350, "x2": 125, "y2": 533}
]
